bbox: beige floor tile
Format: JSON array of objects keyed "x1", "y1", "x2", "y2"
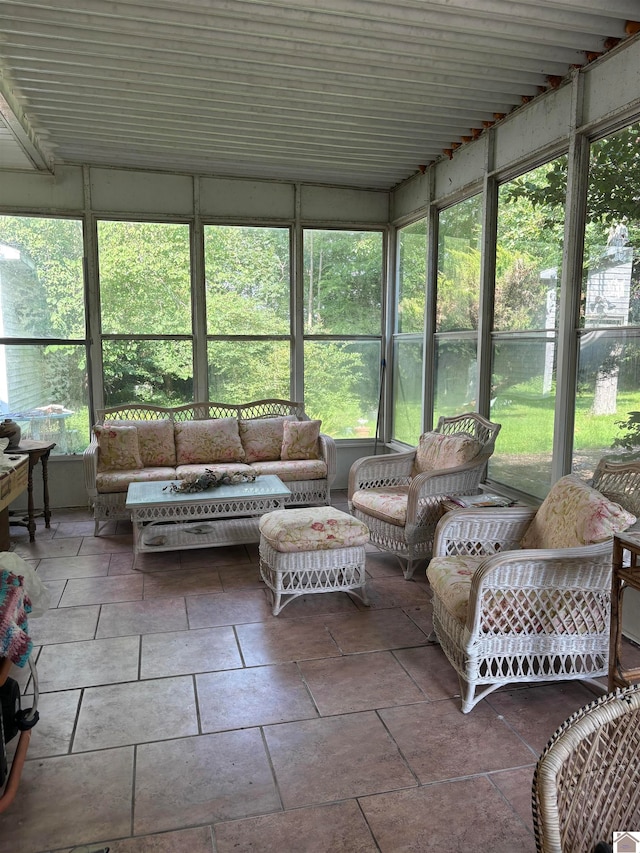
[
  {"x1": 59, "y1": 573, "x2": 144, "y2": 607},
  {"x1": 392, "y1": 644, "x2": 461, "y2": 700},
  {"x1": 73, "y1": 676, "x2": 198, "y2": 751},
  {"x1": 186, "y1": 589, "x2": 272, "y2": 628},
  {"x1": 379, "y1": 699, "x2": 537, "y2": 783},
  {"x1": 362, "y1": 576, "x2": 431, "y2": 609},
  {"x1": 29, "y1": 603, "x2": 100, "y2": 645},
  {"x1": 79, "y1": 533, "x2": 136, "y2": 555},
  {"x1": 97, "y1": 596, "x2": 188, "y2": 638},
  {"x1": 197, "y1": 662, "x2": 317, "y2": 732},
  {"x1": 134, "y1": 730, "x2": 281, "y2": 835},
  {"x1": 264, "y1": 711, "x2": 417, "y2": 808},
  {"x1": 324, "y1": 608, "x2": 430, "y2": 653},
  {"x1": 143, "y1": 566, "x2": 224, "y2": 598},
  {"x1": 53, "y1": 519, "x2": 100, "y2": 538},
  {"x1": 490, "y1": 766, "x2": 538, "y2": 831},
  {"x1": 6, "y1": 689, "x2": 81, "y2": 760},
  {"x1": 35, "y1": 553, "x2": 111, "y2": 581},
  {"x1": 216, "y1": 564, "x2": 267, "y2": 591},
  {"x1": 12, "y1": 535, "x2": 83, "y2": 560},
  {"x1": 273, "y1": 590, "x2": 363, "y2": 618},
  {"x1": 71, "y1": 826, "x2": 216, "y2": 852},
  {"x1": 0, "y1": 747, "x2": 134, "y2": 853},
  {"x1": 299, "y1": 650, "x2": 426, "y2": 715},
  {"x1": 141, "y1": 625, "x2": 242, "y2": 678},
  {"x1": 214, "y1": 800, "x2": 378, "y2": 852},
  {"x1": 36, "y1": 635, "x2": 140, "y2": 691},
  {"x1": 41, "y1": 578, "x2": 66, "y2": 606},
  {"x1": 359, "y1": 777, "x2": 535, "y2": 852},
  {"x1": 236, "y1": 616, "x2": 341, "y2": 665}
]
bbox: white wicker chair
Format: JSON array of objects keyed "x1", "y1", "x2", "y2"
[
  {"x1": 426, "y1": 475, "x2": 637, "y2": 713},
  {"x1": 592, "y1": 456, "x2": 640, "y2": 517},
  {"x1": 348, "y1": 412, "x2": 501, "y2": 579},
  {"x1": 532, "y1": 684, "x2": 640, "y2": 853}
]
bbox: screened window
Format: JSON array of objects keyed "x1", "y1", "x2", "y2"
[
  {"x1": 574, "y1": 121, "x2": 640, "y2": 477},
  {"x1": 303, "y1": 229, "x2": 383, "y2": 438},
  {"x1": 0, "y1": 215, "x2": 88, "y2": 454},
  {"x1": 392, "y1": 218, "x2": 426, "y2": 444},
  {"x1": 434, "y1": 196, "x2": 481, "y2": 424},
  {"x1": 488, "y1": 157, "x2": 567, "y2": 498}
]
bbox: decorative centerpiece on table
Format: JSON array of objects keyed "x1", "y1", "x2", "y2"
[{"x1": 163, "y1": 468, "x2": 258, "y2": 494}]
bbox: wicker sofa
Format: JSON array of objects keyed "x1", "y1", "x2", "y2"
[{"x1": 84, "y1": 399, "x2": 336, "y2": 535}]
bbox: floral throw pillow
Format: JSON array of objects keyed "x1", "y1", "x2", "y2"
[
  {"x1": 521, "y1": 474, "x2": 636, "y2": 550},
  {"x1": 281, "y1": 419, "x2": 321, "y2": 460},
  {"x1": 414, "y1": 431, "x2": 480, "y2": 474},
  {"x1": 174, "y1": 418, "x2": 246, "y2": 465},
  {"x1": 239, "y1": 416, "x2": 294, "y2": 463},
  {"x1": 95, "y1": 425, "x2": 143, "y2": 472}
]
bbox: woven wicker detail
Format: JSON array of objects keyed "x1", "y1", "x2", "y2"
[
  {"x1": 532, "y1": 685, "x2": 640, "y2": 853},
  {"x1": 259, "y1": 539, "x2": 368, "y2": 615},
  {"x1": 592, "y1": 456, "x2": 640, "y2": 517}
]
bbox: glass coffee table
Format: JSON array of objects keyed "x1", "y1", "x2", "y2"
[{"x1": 125, "y1": 474, "x2": 291, "y2": 568}]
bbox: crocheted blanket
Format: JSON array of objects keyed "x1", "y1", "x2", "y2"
[{"x1": 0, "y1": 568, "x2": 33, "y2": 667}]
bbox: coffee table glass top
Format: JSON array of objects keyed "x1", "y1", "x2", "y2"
[{"x1": 126, "y1": 474, "x2": 291, "y2": 508}]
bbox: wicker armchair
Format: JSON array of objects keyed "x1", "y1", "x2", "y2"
[
  {"x1": 426, "y1": 474, "x2": 637, "y2": 713},
  {"x1": 592, "y1": 455, "x2": 640, "y2": 516},
  {"x1": 532, "y1": 684, "x2": 640, "y2": 853},
  {"x1": 348, "y1": 412, "x2": 501, "y2": 580}
]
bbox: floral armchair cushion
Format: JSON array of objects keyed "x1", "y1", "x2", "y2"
[
  {"x1": 520, "y1": 474, "x2": 636, "y2": 550},
  {"x1": 174, "y1": 418, "x2": 246, "y2": 465},
  {"x1": 239, "y1": 416, "x2": 294, "y2": 463},
  {"x1": 281, "y1": 419, "x2": 321, "y2": 460},
  {"x1": 414, "y1": 431, "x2": 481, "y2": 475},
  {"x1": 94, "y1": 425, "x2": 143, "y2": 472}
]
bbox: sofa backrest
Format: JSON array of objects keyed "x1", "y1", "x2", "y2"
[{"x1": 97, "y1": 399, "x2": 307, "y2": 424}]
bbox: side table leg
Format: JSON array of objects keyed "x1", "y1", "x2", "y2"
[
  {"x1": 26, "y1": 459, "x2": 36, "y2": 542},
  {"x1": 41, "y1": 450, "x2": 52, "y2": 528}
]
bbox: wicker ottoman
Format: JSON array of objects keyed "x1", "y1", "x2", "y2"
[{"x1": 258, "y1": 506, "x2": 370, "y2": 615}]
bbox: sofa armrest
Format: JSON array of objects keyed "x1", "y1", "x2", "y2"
[
  {"x1": 83, "y1": 437, "x2": 99, "y2": 501},
  {"x1": 318, "y1": 433, "x2": 337, "y2": 487}
]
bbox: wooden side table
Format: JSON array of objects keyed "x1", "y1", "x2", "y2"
[
  {"x1": 10, "y1": 440, "x2": 56, "y2": 542},
  {"x1": 609, "y1": 529, "x2": 640, "y2": 690}
]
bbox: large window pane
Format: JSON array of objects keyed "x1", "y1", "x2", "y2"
[
  {"x1": 304, "y1": 340, "x2": 381, "y2": 438},
  {"x1": 574, "y1": 330, "x2": 640, "y2": 478},
  {"x1": 207, "y1": 340, "x2": 290, "y2": 402},
  {"x1": 397, "y1": 218, "x2": 426, "y2": 334},
  {"x1": 0, "y1": 215, "x2": 87, "y2": 454},
  {"x1": 437, "y1": 195, "x2": 482, "y2": 333},
  {"x1": 434, "y1": 338, "x2": 478, "y2": 423},
  {"x1": 392, "y1": 338, "x2": 423, "y2": 444},
  {"x1": 98, "y1": 221, "x2": 191, "y2": 335},
  {"x1": 102, "y1": 340, "x2": 193, "y2": 407},
  {"x1": 488, "y1": 335, "x2": 556, "y2": 498},
  {"x1": 581, "y1": 123, "x2": 640, "y2": 330},
  {"x1": 0, "y1": 344, "x2": 88, "y2": 455},
  {"x1": 303, "y1": 230, "x2": 383, "y2": 335},
  {"x1": 204, "y1": 225, "x2": 290, "y2": 335},
  {"x1": 0, "y1": 217, "x2": 85, "y2": 339},
  {"x1": 495, "y1": 158, "x2": 567, "y2": 332}
]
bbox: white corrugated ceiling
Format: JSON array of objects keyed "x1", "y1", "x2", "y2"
[{"x1": 0, "y1": 0, "x2": 638, "y2": 190}]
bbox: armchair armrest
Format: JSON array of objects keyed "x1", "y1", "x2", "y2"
[
  {"x1": 433, "y1": 505, "x2": 536, "y2": 557},
  {"x1": 348, "y1": 450, "x2": 415, "y2": 501},
  {"x1": 464, "y1": 540, "x2": 614, "y2": 637}
]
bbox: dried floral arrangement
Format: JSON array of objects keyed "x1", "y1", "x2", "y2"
[{"x1": 164, "y1": 468, "x2": 258, "y2": 494}]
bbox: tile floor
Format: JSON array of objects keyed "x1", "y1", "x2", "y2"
[{"x1": 0, "y1": 493, "x2": 631, "y2": 853}]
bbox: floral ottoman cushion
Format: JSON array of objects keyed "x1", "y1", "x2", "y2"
[{"x1": 259, "y1": 507, "x2": 370, "y2": 553}]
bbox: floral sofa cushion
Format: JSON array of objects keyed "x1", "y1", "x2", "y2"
[
  {"x1": 108, "y1": 419, "x2": 177, "y2": 467},
  {"x1": 351, "y1": 486, "x2": 411, "y2": 527},
  {"x1": 259, "y1": 506, "x2": 369, "y2": 553},
  {"x1": 520, "y1": 474, "x2": 636, "y2": 550},
  {"x1": 239, "y1": 416, "x2": 294, "y2": 463},
  {"x1": 174, "y1": 418, "x2": 245, "y2": 465},
  {"x1": 95, "y1": 425, "x2": 143, "y2": 472},
  {"x1": 281, "y1": 419, "x2": 321, "y2": 460},
  {"x1": 249, "y1": 459, "x2": 327, "y2": 482},
  {"x1": 414, "y1": 431, "x2": 481, "y2": 475},
  {"x1": 96, "y1": 467, "x2": 176, "y2": 493}
]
